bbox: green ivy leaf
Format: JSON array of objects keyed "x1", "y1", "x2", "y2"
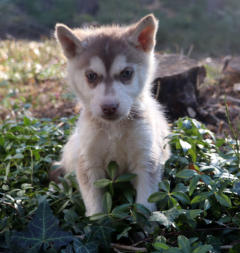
[
  {"x1": 61, "y1": 244, "x2": 74, "y2": 253},
  {"x1": 94, "y1": 179, "x2": 112, "y2": 188},
  {"x1": 88, "y1": 219, "x2": 114, "y2": 250},
  {"x1": 159, "y1": 180, "x2": 170, "y2": 192},
  {"x1": 168, "y1": 196, "x2": 179, "y2": 207},
  {"x1": 123, "y1": 189, "x2": 134, "y2": 204},
  {"x1": 189, "y1": 176, "x2": 200, "y2": 196},
  {"x1": 115, "y1": 173, "x2": 136, "y2": 182},
  {"x1": 173, "y1": 183, "x2": 188, "y2": 193},
  {"x1": 191, "y1": 192, "x2": 212, "y2": 204},
  {"x1": 188, "y1": 149, "x2": 197, "y2": 163},
  {"x1": 200, "y1": 175, "x2": 213, "y2": 186},
  {"x1": 73, "y1": 239, "x2": 98, "y2": 253},
  {"x1": 112, "y1": 203, "x2": 131, "y2": 218},
  {"x1": 178, "y1": 235, "x2": 191, "y2": 253},
  {"x1": 215, "y1": 192, "x2": 232, "y2": 207},
  {"x1": 192, "y1": 245, "x2": 213, "y2": 253},
  {"x1": 179, "y1": 139, "x2": 192, "y2": 153},
  {"x1": 172, "y1": 192, "x2": 190, "y2": 205},
  {"x1": 153, "y1": 242, "x2": 169, "y2": 250},
  {"x1": 89, "y1": 213, "x2": 107, "y2": 221},
  {"x1": 166, "y1": 248, "x2": 182, "y2": 253},
  {"x1": 182, "y1": 119, "x2": 193, "y2": 129},
  {"x1": 150, "y1": 212, "x2": 174, "y2": 228},
  {"x1": 204, "y1": 199, "x2": 211, "y2": 210},
  {"x1": 23, "y1": 116, "x2": 32, "y2": 126},
  {"x1": 103, "y1": 192, "x2": 112, "y2": 213},
  {"x1": 233, "y1": 182, "x2": 240, "y2": 195},
  {"x1": 134, "y1": 203, "x2": 151, "y2": 217},
  {"x1": 7, "y1": 153, "x2": 24, "y2": 160},
  {"x1": 11, "y1": 200, "x2": 73, "y2": 252},
  {"x1": 149, "y1": 208, "x2": 181, "y2": 228},
  {"x1": 176, "y1": 169, "x2": 197, "y2": 179},
  {"x1": 188, "y1": 209, "x2": 203, "y2": 219},
  {"x1": 148, "y1": 192, "x2": 167, "y2": 203},
  {"x1": 116, "y1": 227, "x2": 131, "y2": 240},
  {"x1": 107, "y1": 161, "x2": 118, "y2": 180}
]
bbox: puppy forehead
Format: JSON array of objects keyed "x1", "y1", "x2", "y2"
[
  {"x1": 91, "y1": 36, "x2": 130, "y2": 69},
  {"x1": 77, "y1": 35, "x2": 145, "y2": 72},
  {"x1": 89, "y1": 56, "x2": 106, "y2": 75},
  {"x1": 110, "y1": 55, "x2": 127, "y2": 75},
  {"x1": 88, "y1": 55, "x2": 127, "y2": 76}
]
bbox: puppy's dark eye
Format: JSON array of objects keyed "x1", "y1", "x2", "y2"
[
  {"x1": 120, "y1": 67, "x2": 134, "y2": 83},
  {"x1": 85, "y1": 71, "x2": 98, "y2": 83}
]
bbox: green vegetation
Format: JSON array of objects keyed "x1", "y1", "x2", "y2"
[
  {"x1": 0, "y1": 25, "x2": 240, "y2": 252},
  {"x1": 0, "y1": 115, "x2": 239, "y2": 252}
]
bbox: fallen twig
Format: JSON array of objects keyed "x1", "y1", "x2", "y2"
[
  {"x1": 113, "y1": 247, "x2": 122, "y2": 253},
  {"x1": 111, "y1": 243, "x2": 147, "y2": 252},
  {"x1": 196, "y1": 227, "x2": 240, "y2": 232},
  {"x1": 220, "y1": 245, "x2": 233, "y2": 250}
]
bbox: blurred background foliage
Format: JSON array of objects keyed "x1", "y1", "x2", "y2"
[{"x1": 0, "y1": 0, "x2": 240, "y2": 57}]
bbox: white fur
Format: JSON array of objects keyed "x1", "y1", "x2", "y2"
[
  {"x1": 90, "y1": 56, "x2": 106, "y2": 76},
  {"x1": 61, "y1": 55, "x2": 170, "y2": 216},
  {"x1": 61, "y1": 92, "x2": 170, "y2": 216},
  {"x1": 58, "y1": 18, "x2": 171, "y2": 216},
  {"x1": 110, "y1": 55, "x2": 127, "y2": 76}
]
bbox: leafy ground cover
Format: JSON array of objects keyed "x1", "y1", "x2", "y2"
[
  {"x1": 0, "y1": 40, "x2": 240, "y2": 252},
  {"x1": 0, "y1": 114, "x2": 240, "y2": 252}
]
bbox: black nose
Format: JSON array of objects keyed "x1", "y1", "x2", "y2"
[{"x1": 101, "y1": 103, "x2": 119, "y2": 116}]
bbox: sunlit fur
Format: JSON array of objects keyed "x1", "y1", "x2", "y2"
[{"x1": 56, "y1": 14, "x2": 171, "y2": 216}]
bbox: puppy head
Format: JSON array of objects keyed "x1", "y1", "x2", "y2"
[{"x1": 55, "y1": 14, "x2": 158, "y2": 122}]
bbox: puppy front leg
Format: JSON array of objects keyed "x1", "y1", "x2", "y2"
[
  {"x1": 76, "y1": 168, "x2": 104, "y2": 216},
  {"x1": 133, "y1": 169, "x2": 160, "y2": 212}
]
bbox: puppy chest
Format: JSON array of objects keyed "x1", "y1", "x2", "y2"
[{"x1": 86, "y1": 133, "x2": 130, "y2": 172}]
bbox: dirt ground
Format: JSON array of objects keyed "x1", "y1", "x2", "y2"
[{"x1": 198, "y1": 57, "x2": 240, "y2": 137}]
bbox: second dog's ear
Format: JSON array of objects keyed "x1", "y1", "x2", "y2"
[
  {"x1": 127, "y1": 14, "x2": 158, "y2": 52},
  {"x1": 55, "y1": 24, "x2": 82, "y2": 58}
]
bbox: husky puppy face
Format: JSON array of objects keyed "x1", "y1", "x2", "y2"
[{"x1": 56, "y1": 15, "x2": 158, "y2": 122}]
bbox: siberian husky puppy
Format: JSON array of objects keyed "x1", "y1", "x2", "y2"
[{"x1": 55, "y1": 14, "x2": 170, "y2": 216}]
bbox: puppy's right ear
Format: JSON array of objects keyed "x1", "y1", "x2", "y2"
[
  {"x1": 55, "y1": 24, "x2": 82, "y2": 58},
  {"x1": 127, "y1": 14, "x2": 158, "y2": 52}
]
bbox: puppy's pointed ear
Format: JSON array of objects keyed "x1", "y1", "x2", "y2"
[
  {"x1": 55, "y1": 24, "x2": 82, "y2": 58},
  {"x1": 127, "y1": 14, "x2": 158, "y2": 52}
]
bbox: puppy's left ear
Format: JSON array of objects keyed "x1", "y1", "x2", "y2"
[
  {"x1": 127, "y1": 14, "x2": 158, "y2": 52},
  {"x1": 55, "y1": 23, "x2": 82, "y2": 58}
]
